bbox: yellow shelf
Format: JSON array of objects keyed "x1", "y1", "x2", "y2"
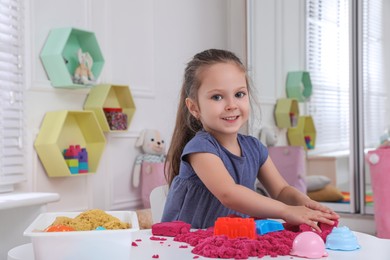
[
  {"x1": 274, "y1": 98, "x2": 299, "y2": 128},
  {"x1": 34, "y1": 110, "x2": 106, "y2": 177},
  {"x1": 287, "y1": 115, "x2": 316, "y2": 150},
  {"x1": 83, "y1": 84, "x2": 136, "y2": 132}
]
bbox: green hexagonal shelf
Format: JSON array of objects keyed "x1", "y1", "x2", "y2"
[
  {"x1": 274, "y1": 98, "x2": 299, "y2": 128},
  {"x1": 286, "y1": 71, "x2": 312, "y2": 102},
  {"x1": 83, "y1": 84, "x2": 136, "y2": 132},
  {"x1": 287, "y1": 115, "x2": 316, "y2": 150},
  {"x1": 40, "y1": 27, "x2": 105, "y2": 88},
  {"x1": 34, "y1": 110, "x2": 106, "y2": 177}
]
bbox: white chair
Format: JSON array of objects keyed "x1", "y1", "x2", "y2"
[{"x1": 149, "y1": 185, "x2": 169, "y2": 224}]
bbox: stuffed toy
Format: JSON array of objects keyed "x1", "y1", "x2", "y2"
[
  {"x1": 73, "y1": 48, "x2": 95, "y2": 85},
  {"x1": 133, "y1": 129, "x2": 167, "y2": 208},
  {"x1": 259, "y1": 126, "x2": 278, "y2": 147}
]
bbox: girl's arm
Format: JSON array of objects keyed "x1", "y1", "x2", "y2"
[
  {"x1": 258, "y1": 156, "x2": 338, "y2": 213},
  {"x1": 189, "y1": 153, "x2": 338, "y2": 232}
]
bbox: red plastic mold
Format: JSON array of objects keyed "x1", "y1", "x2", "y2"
[{"x1": 214, "y1": 217, "x2": 256, "y2": 239}]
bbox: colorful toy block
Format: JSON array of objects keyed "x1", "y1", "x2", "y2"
[
  {"x1": 65, "y1": 159, "x2": 79, "y2": 167},
  {"x1": 63, "y1": 145, "x2": 89, "y2": 174},
  {"x1": 214, "y1": 217, "x2": 256, "y2": 239},
  {"x1": 69, "y1": 167, "x2": 79, "y2": 174},
  {"x1": 79, "y1": 148, "x2": 88, "y2": 162},
  {"x1": 79, "y1": 162, "x2": 89, "y2": 173}
]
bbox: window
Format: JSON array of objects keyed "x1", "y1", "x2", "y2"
[
  {"x1": 306, "y1": 0, "x2": 386, "y2": 153},
  {"x1": 0, "y1": 0, "x2": 26, "y2": 192},
  {"x1": 361, "y1": 0, "x2": 386, "y2": 148},
  {"x1": 305, "y1": 0, "x2": 350, "y2": 154}
]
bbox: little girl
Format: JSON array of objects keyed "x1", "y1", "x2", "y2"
[{"x1": 162, "y1": 49, "x2": 339, "y2": 230}]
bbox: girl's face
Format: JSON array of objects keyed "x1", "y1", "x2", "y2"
[{"x1": 186, "y1": 62, "x2": 249, "y2": 138}]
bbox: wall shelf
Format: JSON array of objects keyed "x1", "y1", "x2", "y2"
[
  {"x1": 287, "y1": 115, "x2": 316, "y2": 150},
  {"x1": 40, "y1": 27, "x2": 105, "y2": 88},
  {"x1": 34, "y1": 110, "x2": 106, "y2": 177},
  {"x1": 83, "y1": 84, "x2": 136, "y2": 132},
  {"x1": 286, "y1": 71, "x2": 312, "y2": 102},
  {"x1": 274, "y1": 98, "x2": 299, "y2": 128}
]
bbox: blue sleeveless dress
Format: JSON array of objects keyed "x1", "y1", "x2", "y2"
[{"x1": 161, "y1": 130, "x2": 268, "y2": 228}]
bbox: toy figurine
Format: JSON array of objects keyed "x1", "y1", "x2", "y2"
[
  {"x1": 133, "y1": 129, "x2": 167, "y2": 208},
  {"x1": 73, "y1": 48, "x2": 94, "y2": 85},
  {"x1": 259, "y1": 126, "x2": 278, "y2": 147}
]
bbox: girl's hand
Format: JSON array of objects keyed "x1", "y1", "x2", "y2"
[
  {"x1": 282, "y1": 205, "x2": 338, "y2": 233},
  {"x1": 304, "y1": 199, "x2": 340, "y2": 219}
]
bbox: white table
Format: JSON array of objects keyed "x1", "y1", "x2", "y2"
[{"x1": 9, "y1": 229, "x2": 390, "y2": 260}]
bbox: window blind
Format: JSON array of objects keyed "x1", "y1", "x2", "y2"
[
  {"x1": 306, "y1": 0, "x2": 386, "y2": 153},
  {"x1": 0, "y1": 0, "x2": 26, "y2": 192},
  {"x1": 362, "y1": 0, "x2": 387, "y2": 147}
]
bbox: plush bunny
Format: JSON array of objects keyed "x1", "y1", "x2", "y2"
[
  {"x1": 73, "y1": 48, "x2": 95, "y2": 85},
  {"x1": 259, "y1": 126, "x2": 278, "y2": 147},
  {"x1": 133, "y1": 129, "x2": 167, "y2": 208}
]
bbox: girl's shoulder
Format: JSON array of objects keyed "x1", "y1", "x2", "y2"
[
  {"x1": 187, "y1": 130, "x2": 218, "y2": 145},
  {"x1": 183, "y1": 131, "x2": 221, "y2": 155}
]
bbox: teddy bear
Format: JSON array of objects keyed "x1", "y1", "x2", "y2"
[{"x1": 133, "y1": 129, "x2": 167, "y2": 208}]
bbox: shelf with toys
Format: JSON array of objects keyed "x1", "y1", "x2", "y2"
[
  {"x1": 84, "y1": 84, "x2": 136, "y2": 132},
  {"x1": 34, "y1": 110, "x2": 106, "y2": 177},
  {"x1": 40, "y1": 27, "x2": 105, "y2": 88},
  {"x1": 274, "y1": 98, "x2": 299, "y2": 128},
  {"x1": 287, "y1": 115, "x2": 316, "y2": 150},
  {"x1": 277, "y1": 71, "x2": 316, "y2": 150}
]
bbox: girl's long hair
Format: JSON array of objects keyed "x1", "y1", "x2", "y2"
[{"x1": 165, "y1": 49, "x2": 250, "y2": 186}]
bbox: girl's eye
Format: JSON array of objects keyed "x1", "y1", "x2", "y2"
[
  {"x1": 211, "y1": 95, "x2": 222, "y2": 101},
  {"x1": 235, "y1": 91, "x2": 246, "y2": 98}
]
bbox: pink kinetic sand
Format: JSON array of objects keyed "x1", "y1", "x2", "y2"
[
  {"x1": 150, "y1": 219, "x2": 338, "y2": 259},
  {"x1": 172, "y1": 220, "x2": 338, "y2": 259},
  {"x1": 152, "y1": 220, "x2": 191, "y2": 237}
]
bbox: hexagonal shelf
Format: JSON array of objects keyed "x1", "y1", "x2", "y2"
[
  {"x1": 286, "y1": 71, "x2": 312, "y2": 102},
  {"x1": 34, "y1": 110, "x2": 106, "y2": 177},
  {"x1": 40, "y1": 27, "x2": 105, "y2": 88},
  {"x1": 83, "y1": 84, "x2": 136, "y2": 132},
  {"x1": 274, "y1": 98, "x2": 299, "y2": 128},
  {"x1": 287, "y1": 115, "x2": 316, "y2": 150}
]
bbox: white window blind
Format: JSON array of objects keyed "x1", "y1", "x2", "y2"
[
  {"x1": 362, "y1": 0, "x2": 387, "y2": 147},
  {"x1": 306, "y1": 0, "x2": 386, "y2": 153},
  {"x1": 306, "y1": 0, "x2": 350, "y2": 154},
  {"x1": 0, "y1": 0, "x2": 26, "y2": 192}
]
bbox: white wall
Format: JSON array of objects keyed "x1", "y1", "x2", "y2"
[
  {"x1": 247, "y1": 0, "x2": 305, "y2": 143},
  {"x1": 18, "y1": 0, "x2": 246, "y2": 212}
]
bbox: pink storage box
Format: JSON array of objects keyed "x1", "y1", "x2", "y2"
[
  {"x1": 268, "y1": 146, "x2": 307, "y2": 193},
  {"x1": 366, "y1": 148, "x2": 390, "y2": 238}
]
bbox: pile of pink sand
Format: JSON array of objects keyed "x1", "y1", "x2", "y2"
[{"x1": 151, "y1": 220, "x2": 338, "y2": 259}]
